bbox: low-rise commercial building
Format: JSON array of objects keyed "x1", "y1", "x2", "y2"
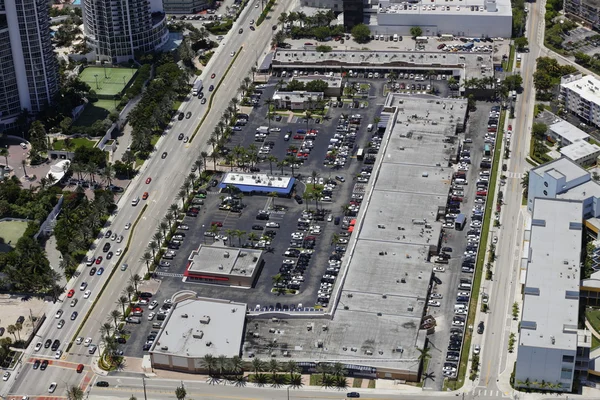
[
  {"x1": 293, "y1": 76, "x2": 344, "y2": 97},
  {"x1": 548, "y1": 120, "x2": 590, "y2": 146},
  {"x1": 272, "y1": 91, "x2": 325, "y2": 110},
  {"x1": 217, "y1": 172, "x2": 296, "y2": 196},
  {"x1": 515, "y1": 198, "x2": 583, "y2": 392},
  {"x1": 163, "y1": 0, "x2": 210, "y2": 14},
  {"x1": 560, "y1": 74, "x2": 600, "y2": 128},
  {"x1": 560, "y1": 140, "x2": 600, "y2": 167},
  {"x1": 374, "y1": 0, "x2": 512, "y2": 38},
  {"x1": 184, "y1": 245, "x2": 263, "y2": 287},
  {"x1": 150, "y1": 298, "x2": 246, "y2": 373},
  {"x1": 272, "y1": 49, "x2": 496, "y2": 86},
  {"x1": 243, "y1": 94, "x2": 467, "y2": 381}
]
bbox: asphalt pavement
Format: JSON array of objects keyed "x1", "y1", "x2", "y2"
[{"x1": 5, "y1": 0, "x2": 295, "y2": 397}]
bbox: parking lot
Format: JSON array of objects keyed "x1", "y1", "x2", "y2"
[
  {"x1": 119, "y1": 76, "x2": 386, "y2": 358},
  {"x1": 423, "y1": 102, "x2": 497, "y2": 387}
]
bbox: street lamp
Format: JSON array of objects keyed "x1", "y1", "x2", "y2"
[{"x1": 94, "y1": 74, "x2": 99, "y2": 89}]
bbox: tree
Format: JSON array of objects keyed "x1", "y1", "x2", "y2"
[
  {"x1": 305, "y1": 79, "x2": 329, "y2": 93},
  {"x1": 129, "y1": 274, "x2": 142, "y2": 293},
  {"x1": 202, "y1": 354, "x2": 217, "y2": 375},
  {"x1": 117, "y1": 295, "x2": 128, "y2": 315},
  {"x1": 0, "y1": 148, "x2": 8, "y2": 168},
  {"x1": 410, "y1": 26, "x2": 423, "y2": 38},
  {"x1": 66, "y1": 385, "x2": 84, "y2": 400},
  {"x1": 110, "y1": 309, "x2": 122, "y2": 328},
  {"x1": 28, "y1": 121, "x2": 48, "y2": 155},
  {"x1": 286, "y1": 80, "x2": 305, "y2": 91},
  {"x1": 139, "y1": 252, "x2": 153, "y2": 274},
  {"x1": 514, "y1": 36, "x2": 529, "y2": 51},
  {"x1": 531, "y1": 122, "x2": 548, "y2": 139},
  {"x1": 351, "y1": 24, "x2": 371, "y2": 44},
  {"x1": 417, "y1": 346, "x2": 431, "y2": 362},
  {"x1": 289, "y1": 374, "x2": 303, "y2": 389},
  {"x1": 6, "y1": 325, "x2": 16, "y2": 341},
  {"x1": 175, "y1": 385, "x2": 186, "y2": 400}
]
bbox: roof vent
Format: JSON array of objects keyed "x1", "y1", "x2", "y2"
[
  {"x1": 181, "y1": 314, "x2": 188, "y2": 318},
  {"x1": 199, "y1": 315, "x2": 211, "y2": 324}
]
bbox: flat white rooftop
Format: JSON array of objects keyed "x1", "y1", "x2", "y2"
[
  {"x1": 150, "y1": 298, "x2": 246, "y2": 358},
  {"x1": 379, "y1": 1, "x2": 511, "y2": 16},
  {"x1": 187, "y1": 245, "x2": 262, "y2": 277},
  {"x1": 531, "y1": 157, "x2": 589, "y2": 184},
  {"x1": 221, "y1": 172, "x2": 292, "y2": 189},
  {"x1": 560, "y1": 140, "x2": 600, "y2": 161},
  {"x1": 562, "y1": 75, "x2": 600, "y2": 106},
  {"x1": 550, "y1": 120, "x2": 589, "y2": 143},
  {"x1": 520, "y1": 198, "x2": 582, "y2": 350}
]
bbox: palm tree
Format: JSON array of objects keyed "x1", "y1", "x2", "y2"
[
  {"x1": 174, "y1": 385, "x2": 186, "y2": 400},
  {"x1": 164, "y1": 212, "x2": 175, "y2": 230},
  {"x1": 251, "y1": 358, "x2": 265, "y2": 374},
  {"x1": 235, "y1": 229, "x2": 246, "y2": 247},
  {"x1": 247, "y1": 232, "x2": 259, "y2": 246},
  {"x1": 129, "y1": 274, "x2": 142, "y2": 293},
  {"x1": 234, "y1": 375, "x2": 247, "y2": 387},
  {"x1": 140, "y1": 252, "x2": 153, "y2": 274},
  {"x1": 268, "y1": 359, "x2": 279, "y2": 376},
  {"x1": 102, "y1": 163, "x2": 115, "y2": 186},
  {"x1": 159, "y1": 221, "x2": 169, "y2": 238},
  {"x1": 230, "y1": 98, "x2": 239, "y2": 114},
  {"x1": 272, "y1": 273, "x2": 284, "y2": 286},
  {"x1": 169, "y1": 203, "x2": 180, "y2": 217},
  {"x1": 316, "y1": 363, "x2": 330, "y2": 381},
  {"x1": 331, "y1": 362, "x2": 347, "y2": 378},
  {"x1": 99, "y1": 322, "x2": 113, "y2": 340},
  {"x1": 268, "y1": 191, "x2": 278, "y2": 207},
  {"x1": 109, "y1": 309, "x2": 122, "y2": 328},
  {"x1": 6, "y1": 325, "x2": 16, "y2": 341},
  {"x1": 125, "y1": 285, "x2": 135, "y2": 302},
  {"x1": 417, "y1": 346, "x2": 431, "y2": 363},
  {"x1": 66, "y1": 385, "x2": 84, "y2": 400},
  {"x1": 302, "y1": 191, "x2": 313, "y2": 211},
  {"x1": 200, "y1": 151, "x2": 209, "y2": 172},
  {"x1": 230, "y1": 355, "x2": 243, "y2": 375},
  {"x1": 253, "y1": 373, "x2": 268, "y2": 387},
  {"x1": 148, "y1": 241, "x2": 158, "y2": 259},
  {"x1": 289, "y1": 374, "x2": 303, "y2": 389},
  {"x1": 271, "y1": 373, "x2": 286, "y2": 388},
  {"x1": 334, "y1": 376, "x2": 349, "y2": 390},
  {"x1": 194, "y1": 158, "x2": 204, "y2": 174},
  {"x1": 153, "y1": 231, "x2": 164, "y2": 247},
  {"x1": 117, "y1": 296, "x2": 128, "y2": 315},
  {"x1": 177, "y1": 189, "x2": 187, "y2": 208},
  {"x1": 331, "y1": 233, "x2": 340, "y2": 247},
  {"x1": 321, "y1": 374, "x2": 335, "y2": 389},
  {"x1": 202, "y1": 354, "x2": 217, "y2": 375},
  {"x1": 266, "y1": 155, "x2": 278, "y2": 175},
  {"x1": 285, "y1": 360, "x2": 299, "y2": 376},
  {"x1": 311, "y1": 170, "x2": 320, "y2": 189}
]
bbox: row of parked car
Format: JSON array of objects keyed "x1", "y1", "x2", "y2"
[{"x1": 325, "y1": 114, "x2": 363, "y2": 169}]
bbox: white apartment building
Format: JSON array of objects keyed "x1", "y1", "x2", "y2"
[
  {"x1": 515, "y1": 198, "x2": 583, "y2": 392},
  {"x1": 0, "y1": 0, "x2": 59, "y2": 131},
  {"x1": 82, "y1": 0, "x2": 169, "y2": 63},
  {"x1": 560, "y1": 74, "x2": 600, "y2": 128}
]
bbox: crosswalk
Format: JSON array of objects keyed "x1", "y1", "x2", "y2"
[
  {"x1": 504, "y1": 172, "x2": 524, "y2": 179},
  {"x1": 472, "y1": 387, "x2": 508, "y2": 398}
]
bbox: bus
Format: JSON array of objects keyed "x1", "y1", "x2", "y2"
[
  {"x1": 415, "y1": 36, "x2": 428, "y2": 43},
  {"x1": 356, "y1": 148, "x2": 365, "y2": 160},
  {"x1": 484, "y1": 144, "x2": 491, "y2": 156},
  {"x1": 454, "y1": 213, "x2": 466, "y2": 230}
]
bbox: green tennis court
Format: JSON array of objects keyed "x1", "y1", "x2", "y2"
[
  {"x1": 0, "y1": 220, "x2": 28, "y2": 253},
  {"x1": 79, "y1": 66, "x2": 136, "y2": 97}
]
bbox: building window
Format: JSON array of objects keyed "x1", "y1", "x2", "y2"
[
  {"x1": 544, "y1": 181, "x2": 548, "y2": 187},
  {"x1": 543, "y1": 190, "x2": 548, "y2": 196},
  {"x1": 563, "y1": 355, "x2": 575, "y2": 363},
  {"x1": 560, "y1": 367, "x2": 572, "y2": 380}
]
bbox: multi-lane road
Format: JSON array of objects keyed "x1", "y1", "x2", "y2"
[{"x1": 5, "y1": 1, "x2": 292, "y2": 398}]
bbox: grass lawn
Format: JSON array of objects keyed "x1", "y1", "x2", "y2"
[
  {"x1": 0, "y1": 220, "x2": 28, "y2": 252},
  {"x1": 593, "y1": 335, "x2": 600, "y2": 350},
  {"x1": 79, "y1": 66, "x2": 136, "y2": 97},
  {"x1": 74, "y1": 99, "x2": 116, "y2": 128},
  {"x1": 53, "y1": 137, "x2": 96, "y2": 151},
  {"x1": 304, "y1": 184, "x2": 324, "y2": 196},
  {"x1": 172, "y1": 100, "x2": 182, "y2": 112}
]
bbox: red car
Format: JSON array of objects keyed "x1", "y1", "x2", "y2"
[
  {"x1": 146, "y1": 177, "x2": 152, "y2": 184},
  {"x1": 476, "y1": 191, "x2": 488, "y2": 196},
  {"x1": 211, "y1": 73, "x2": 216, "y2": 79},
  {"x1": 508, "y1": 125, "x2": 512, "y2": 131},
  {"x1": 67, "y1": 289, "x2": 75, "y2": 298},
  {"x1": 211, "y1": 222, "x2": 223, "y2": 227},
  {"x1": 132, "y1": 307, "x2": 143, "y2": 313},
  {"x1": 293, "y1": 135, "x2": 304, "y2": 140},
  {"x1": 142, "y1": 192, "x2": 149, "y2": 200},
  {"x1": 304, "y1": 42, "x2": 313, "y2": 45},
  {"x1": 96, "y1": 256, "x2": 102, "y2": 265}
]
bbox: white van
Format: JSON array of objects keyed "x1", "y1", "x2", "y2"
[
  {"x1": 131, "y1": 197, "x2": 140, "y2": 206},
  {"x1": 256, "y1": 126, "x2": 269, "y2": 134},
  {"x1": 367, "y1": 123, "x2": 374, "y2": 132},
  {"x1": 454, "y1": 304, "x2": 466, "y2": 310},
  {"x1": 375, "y1": 34, "x2": 380, "y2": 40},
  {"x1": 454, "y1": 178, "x2": 467, "y2": 185},
  {"x1": 459, "y1": 283, "x2": 472, "y2": 290}
]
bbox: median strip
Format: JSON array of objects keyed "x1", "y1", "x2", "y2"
[
  {"x1": 189, "y1": 46, "x2": 244, "y2": 143},
  {"x1": 66, "y1": 204, "x2": 148, "y2": 353}
]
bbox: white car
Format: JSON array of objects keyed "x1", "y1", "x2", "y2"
[
  {"x1": 433, "y1": 266, "x2": 446, "y2": 272},
  {"x1": 54, "y1": 350, "x2": 62, "y2": 359},
  {"x1": 428, "y1": 300, "x2": 441, "y2": 307},
  {"x1": 34, "y1": 342, "x2": 42, "y2": 351},
  {"x1": 76, "y1": 337, "x2": 83, "y2": 345},
  {"x1": 117, "y1": 235, "x2": 124, "y2": 243},
  {"x1": 230, "y1": 51, "x2": 235, "y2": 57},
  {"x1": 20, "y1": 142, "x2": 27, "y2": 149},
  {"x1": 48, "y1": 382, "x2": 57, "y2": 393},
  {"x1": 431, "y1": 293, "x2": 443, "y2": 299},
  {"x1": 266, "y1": 222, "x2": 280, "y2": 228},
  {"x1": 80, "y1": 282, "x2": 88, "y2": 291},
  {"x1": 473, "y1": 345, "x2": 481, "y2": 355},
  {"x1": 55, "y1": 310, "x2": 63, "y2": 319},
  {"x1": 124, "y1": 223, "x2": 131, "y2": 230},
  {"x1": 84, "y1": 337, "x2": 92, "y2": 347},
  {"x1": 493, "y1": 236, "x2": 498, "y2": 244},
  {"x1": 3, "y1": 372, "x2": 10, "y2": 381},
  {"x1": 84, "y1": 290, "x2": 91, "y2": 299},
  {"x1": 452, "y1": 320, "x2": 465, "y2": 326},
  {"x1": 269, "y1": 127, "x2": 281, "y2": 132},
  {"x1": 327, "y1": 215, "x2": 333, "y2": 222},
  {"x1": 115, "y1": 248, "x2": 122, "y2": 257},
  {"x1": 147, "y1": 312, "x2": 156, "y2": 321},
  {"x1": 149, "y1": 300, "x2": 159, "y2": 310}
]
